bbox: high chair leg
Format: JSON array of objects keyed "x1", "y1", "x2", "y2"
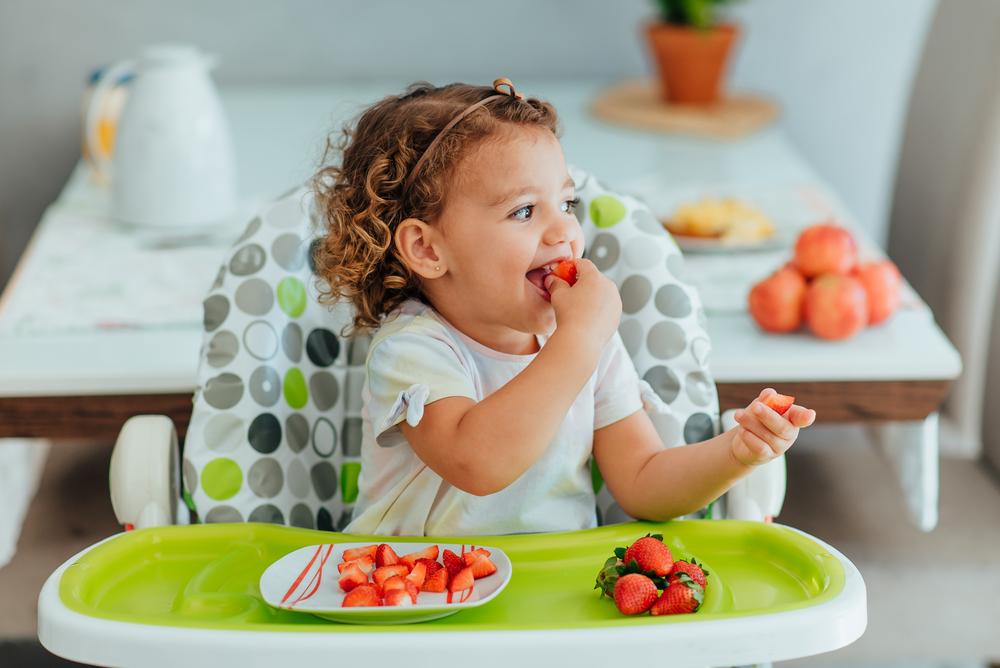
[{"x1": 110, "y1": 415, "x2": 180, "y2": 530}]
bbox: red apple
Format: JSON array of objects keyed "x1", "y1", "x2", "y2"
[
  {"x1": 856, "y1": 260, "x2": 902, "y2": 325},
  {"x1": 793, "y1": 223, "x2": 858, "y2": 278},
  {"x1": 804, "y1": 274, "x2": 868, "y2": 340},
  {"x1": 748, "y1": 266, "x2": 807, "y2": 333}
]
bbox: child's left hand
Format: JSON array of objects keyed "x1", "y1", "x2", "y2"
[{"x1": 730, "y1": 388, "x2": 816, "y2": 467}]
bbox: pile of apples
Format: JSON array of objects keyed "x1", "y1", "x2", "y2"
[{"x1": 748, "y1": 223, "x2": 902, "y2": 340}]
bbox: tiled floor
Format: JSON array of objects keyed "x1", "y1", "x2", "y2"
[{"x1": 2, "y1": 430, "x2": 1000, "y2": 667}]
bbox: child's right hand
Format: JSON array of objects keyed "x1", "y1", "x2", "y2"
[
  {"x1": 544, "y1": 258, "x2": 622, "y2": 352},
  {"x1": 730, "y1": 388, "x2": 816, "y2": 467}
]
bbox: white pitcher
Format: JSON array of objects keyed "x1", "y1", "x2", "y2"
[{"x1": 85, "y1": 44, "x2": 236, "y2": 229}]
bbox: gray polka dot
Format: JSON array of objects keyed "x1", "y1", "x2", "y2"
[
  {"x1": 618, "y1": 318, "x2": 643, "y2": 357},
  {"x1": 272, "y1": 234, "x2": 307, "y2": 272},
  {"x1": 633, "y1": 208, "x2": 666, "y2": 236},
  {"x1": 306, "y1": 329, "x2": 340, "y2": 367},
  {"x1": 203, "y1": 295, "x2": 229, "y2": 332},
  {"x1": 650, "y1": 412, "x2": 683, "y2": 447},
  {"x1": 249, "y1": 504, "x2": 284, "y2": 525},
  {"x1": 206, "y1": 330, "x2": 239, "y2": 368},
  {"x1": 655, "y1": 284, "x2": 693, "y2": 318},
  {"x1": 247, "y1": 457, "x2": 283, "y2": 498},
  {"x1": 289, "y1": 503, "x2": 314, "y2": 529},
  {"x1": 307, "y1": 238, "x2": 321, "y2": 274},
  {"x1": 342, "y1": 417, "x2": 363, "y2": 457},
  {"x1": 666, "y1": 252, "x2": 686, "y2": 280},
  {"x1": 310, "y1": 372, "x2": 339, "y2": 411},
  {"x1": 620, "y1": 275, "x2": 652, "y2": 315},
  {"x1": 182, "y1": 458, "x2": 198, "y2": 493},
  {"x1": 337, "y1": 510, "x2": 354, "y2": 531},
  {"x1": 249, "y1": 366, "x2": 281, "y2": 407},
  {"x1": 643, "y1": 366, "x2": 681, "y2": 404},
  {"x1": 235, "y1": 217, "x2": 262, "y2": 244},
  {"x1": 211, "y1": 264, "x2": 226, "y2": 290},
  {"x1": 684, "y1": 413, "x2": 715, "y2": 444},
  {"x1": 235, "y1": 278, "x2": 274, "y2": 316},
  {"x1": 317, "y1": 507, "x2": 334, "y2": 531},
  {"x1": 691, "y1": 336, "x2": 712, "y2": 367},
  {"x1": 686, "y1": 371, "x2": 715, "y2": 407},
  {"x1": 312, "y1": 417, "x2": 338, "y2": 457},
  {"x1": 203, "y1": 373, "x2": 244, "y2": 409},
  {"x1": 348, "y1": 334, "x2": 371, "y2": 365},
  {"x1": 586, "y1": 233, "x2": 620, "y2": 272},
  {"x1": 205, "y1": 505, "x2": 243, "y2": 523},
  {"x1": 282, "y1": 323, "x2": 303, "y2": 362},
  {"x1": 647, "y1": 321, "x2": 688, "y2": 360},
  {"x1": 243, "y1": 320, "x2": 278, "y2": 360},
  {"x1": 287, "y1": 459, "x2": 310, "y2": 498},
  {"x1": 265, "y1": 195, "x2": 307, "y2": 229},
  {"x1": 229, "y1": 243, "x2": 266, "y2": 276},
  {"x1": 204, "y1": 413, "x2": 243, "y2": 453},
  {"x1": 624, "y1": 236, "x2": 663, "y2": 269},
  {"x1": 248, "y1": 413, "x2": 281, "y2": 454},
  {"x1": 310, "y1": 462, "x2": 338, "y2": 501},
  {"x1": 286, "y1": 414, "x2": 309, "y2": 452}
]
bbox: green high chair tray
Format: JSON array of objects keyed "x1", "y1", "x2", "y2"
[{"x1": 39, "y1": 520, "x2": 866, "y2": 667}]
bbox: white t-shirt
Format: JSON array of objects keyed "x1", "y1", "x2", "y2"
[{"x1": 344, "y1": 299, "x2": 658, "y2": 537}]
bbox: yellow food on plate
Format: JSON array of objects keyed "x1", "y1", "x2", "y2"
[{"x1": 664, "y1": 198, "x2": 775, "y2": 242}]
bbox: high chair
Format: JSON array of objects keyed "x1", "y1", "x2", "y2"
[{"x1": 38, "y1": 168, "x2": 866, "y2": 667}]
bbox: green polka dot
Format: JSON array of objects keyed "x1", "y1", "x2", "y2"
[
  {"x1": 341, "y1": 462, "x2": 362, "y2": 504},
  {"x1": 590, "y1": 195, "x2": 626, "y2": 228},
  {"x1": 202, "y1": 458, "x2": 242, "y2": 500},
  {"x1": 284, "y1": 368, "x2": 309, "y2": 409},
  {"x1": 590, "y1": 458, "x2": 604, "y2": 494},
  {"x1": 276, "y1": 277, "x2": 306, "y2": 318}
]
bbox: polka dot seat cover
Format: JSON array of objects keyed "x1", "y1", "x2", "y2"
[{"x1": 182, "y1": 167, "x2": 719, "y2": 531}]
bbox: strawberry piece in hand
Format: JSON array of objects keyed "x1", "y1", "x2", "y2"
[
  {"x1": 613, "y1": 573, "x2": 659, "y2": 615},
  {"x1": 551, "y1": 260, "x2": 577, "y2": 286},
  {"x1": 763, "y1": 392, "x2": 795, "y2": 416}
]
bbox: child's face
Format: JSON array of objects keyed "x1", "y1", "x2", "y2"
[{"x1": 429, "y1": 126, "x2": 583, "y2": 348}]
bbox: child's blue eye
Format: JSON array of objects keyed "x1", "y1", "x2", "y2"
[
  {"x1": 511, "y1": 197, "x2": 580, "y2": 222},
  {"x1": 512, "y1": 205, "x2": 533, "y2": 221},
  {"x1": 563, "y1": 197, "x2": 581, "y2": 214}
]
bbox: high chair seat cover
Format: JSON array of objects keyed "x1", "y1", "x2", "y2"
[{"x1": 182, "y1": 168, "x2": 719, "y2": 530}]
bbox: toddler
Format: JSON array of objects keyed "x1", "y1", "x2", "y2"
[{"x1": 312, "y1": 78, "x2": 815, "y2": 536}]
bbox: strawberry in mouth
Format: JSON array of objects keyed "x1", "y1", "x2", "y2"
[{"x1": 526, "y1": 259, "x2": 576, "y2": 300}]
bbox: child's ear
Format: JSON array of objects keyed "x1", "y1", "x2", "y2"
[{"x1": 395, "y1": 218, "x2": 446, "y2": 278}]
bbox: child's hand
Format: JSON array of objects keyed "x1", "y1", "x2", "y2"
[
  {"x1": 544, "y1": 258, "x2": 621, "y2": 351},
  {"x1": 730, "y1": 388, "x2": 816, "y2": 467}
]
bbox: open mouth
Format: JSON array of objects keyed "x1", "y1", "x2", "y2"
[{"x1": 525, "y1": 260, "x2": 568, "y2": 300}]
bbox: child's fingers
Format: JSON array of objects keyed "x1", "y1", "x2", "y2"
[
  {"x1": 544, "y1": 273, "x2": 569, "y2": 294},
  {"x1": 786, "y1": 405, "x2": 816, "y2": 428},
  {"x1": 750, "y1": 400, "x2": 797, "y2": 440},
  {"x1": 734, "y1": 411, "x2": 786, "y2": 455},
  {"x1": 758, "y1": 387, "x2": 777, "y2": 400},
  {"x1": 573, "y1": 258, "x2": 597, "y2": 280},
  {"x1": 737, "y1": 427, "x2": 775, "y2": 459}
]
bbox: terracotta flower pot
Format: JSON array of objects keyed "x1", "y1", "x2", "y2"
[{"x1": 645, "y1": 22, "x2": 739, "y2": 106}]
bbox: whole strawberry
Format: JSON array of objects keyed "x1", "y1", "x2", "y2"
[
  {"x1": 668, "y1": 558, "x2": 708, "y2": 588},
  {"x1": 622, "y1": 535, "x2": 673, "y2": 577},
  {"x1": 613, "y1": 573, "x2": 659, "y2": 615},
  {"x1": 594, "y1": 556, "x2": 622, "y2": 598},
  {"x1": 651, "y1": 573, "x2": 704, "y2": 616}
]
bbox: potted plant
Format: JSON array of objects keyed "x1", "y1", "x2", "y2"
[{"x1": 646, "y1": 0, "x2": 739, "y2": 106}]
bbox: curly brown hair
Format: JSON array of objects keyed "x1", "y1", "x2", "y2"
[{"x1": 312, "y1": 81, "x2": 560, "y2": 334}]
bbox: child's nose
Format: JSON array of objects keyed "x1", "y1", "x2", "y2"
[{"x1": 542, "y1": 208, "x2": 578, "y2": 246}]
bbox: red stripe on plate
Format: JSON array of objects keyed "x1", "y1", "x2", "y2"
[{"x1": 281, "y1": 544, "x2": 326, "y2": 605}]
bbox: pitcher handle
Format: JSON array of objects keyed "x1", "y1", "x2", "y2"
[{"x1": 83, "y1": 59, "x2": 135, "y2": 183}]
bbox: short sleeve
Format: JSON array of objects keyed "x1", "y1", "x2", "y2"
[
  {"x1": 593, "y1": 332, "x2": 646, "y2": 430},
  {"x1": 366, "y1": 329, "x2": 477, "y2": 447}
]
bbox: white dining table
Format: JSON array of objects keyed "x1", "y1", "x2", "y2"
[{"x1": 0, "y1": 80, "x2": 961, "y2": 531}]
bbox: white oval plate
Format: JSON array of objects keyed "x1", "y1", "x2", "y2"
[{"x1": 259, "y1": 542, "x2": 512, "y2": 624}]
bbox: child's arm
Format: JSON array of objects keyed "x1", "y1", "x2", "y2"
[
  {"x1": 399, "y1": 259, "x2": 622, "y2": 496},
  {"x1": 592, "y1": 388, "x2": 816, "y2": 521}
]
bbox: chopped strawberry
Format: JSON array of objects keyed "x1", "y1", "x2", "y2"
[
  {"x1": 342, "y1": 544, "x2": 378, "y2": 562},
  {"x1": 551, "y1": 260, "x2": 577, "y2": 286},
  {"x1": 337, "y1": 555, "x2": 374, "y2": 575},
  {"x1": 400, "y1": 545, "x2": 440, "y2": 569},
  {"x1": 622, "y1": 536, "x2": 673, "y2": 577},
  {"x1": 651, "y1": 573, "x2": 704, "y2": 615},
  {"x1": 763, "y1": 393, "x2": 795, "y2": 416},
  {"x1": 442, "y1": 549, "x2": 465, "y2": 578},
  {"x1": 341, "y1": 583, "x2": 381, "y2": 607},
  {"x1": 463, "y1": 550, "x2": 497, "y2": 579},
  {"x1": 613, "y1": 573, "x2": 659, "y2": 615},
  {"x1": 375, "y1": 543, "x2": 400, "y2": 568},
  {"x1": 404, "y1": 580, "x2": 420, "y2": 604},
  {"x1": 372, "y1": 564, "x2": 410, "y2": 586},
  {"x1": 337, "y1": 562, "x2": 369, "y2": 593},
  {"x1": 383, "y1": 588, "x2": 414, "y2": 607},
  {"x1": 406, "y1": 561, "x2": 427, "y2": 588},
  {"x1": 420, "y1": 565, "x2": 448, "y2": 593},
  {"x1": 668, "y1": 559, "x2": 708, "y2": 588},
  {"x1": 381, "y1": 575, "x2": 407, "y2": 594},
  {"x1": 416, "y1": 557, "x2": 442, "y2": 573},
  {"x1": 461, "y1": 548, "x2": 492, "y2": 566},
  {"x1": 447, "y1": 566, "x2": 475, "y2": 603}
]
